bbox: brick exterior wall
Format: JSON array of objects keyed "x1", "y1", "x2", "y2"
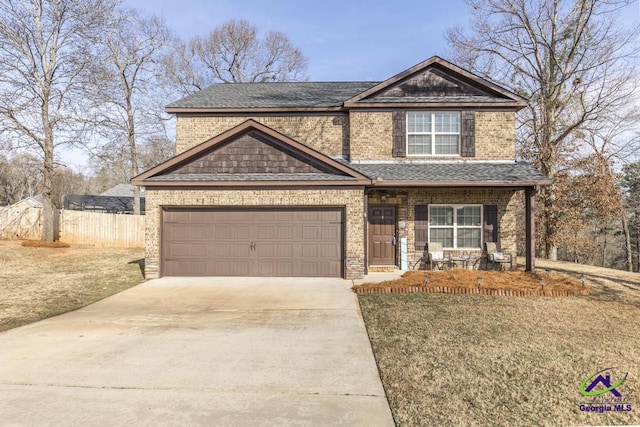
[
  {"x1": 175, "y1": 114, "x2": 349, "y2": 157},
  {"x1": 175, "y1": 111, "x2": 514, "y2": 161},
  {"x1": 367, "y1": 189, "x2": 520, "y2": 268},
  {"x1": 474, "y1": 111, "x2": 516, "y2": 160},
  {"x1": 145, "y1": 188, "x2": 365, "y2": 279},
  {"x1": 349, "y1": 111, "x2": 394, "y2": 159},
  {"x1": 348, "y1": 110, "x2": 515, "y2": 161}
]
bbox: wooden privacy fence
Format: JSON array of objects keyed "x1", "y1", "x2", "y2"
[
  {"x1": 59, "y1": 210, "x2": 144, "y2": 247},
  {"x1": 0, "y1": 207, "x2": 144, "y2": 247}
]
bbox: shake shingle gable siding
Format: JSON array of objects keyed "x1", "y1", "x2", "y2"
[
  {"x1": 166, "y1": 82, "x2": 379, "y2": 110},
  {"x1": 146, "y1": 173, "x2": 358, "y2": 182},
  {"x1": 362, "y1": 96, "x2": 511, "y2": 104}
]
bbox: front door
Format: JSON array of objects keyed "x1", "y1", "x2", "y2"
[{"x1": 368, "y1": 205, "x2": 396, "y2": 265}]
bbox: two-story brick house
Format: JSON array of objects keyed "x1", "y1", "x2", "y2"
[{"x1": 133, "y1": 56, "x2": 549, "y2": 279}]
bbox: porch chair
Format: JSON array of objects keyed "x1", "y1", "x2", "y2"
[
  {"x1": 484, "y1": 242, "x2": 513, "y2": 271},
  {"x1": 428, "y1": 242, "x2": 450, "y2": 270}
]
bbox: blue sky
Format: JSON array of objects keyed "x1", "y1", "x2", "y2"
[
  {"x1": 63, "y1": 0, "x2": 640, "y2": 171},
  {"x1": 65, "y1": 0, "x2": 474, "y2": 171},
  {"x1": 125, "y1": 0, "x2": 471, "y2": 81}
]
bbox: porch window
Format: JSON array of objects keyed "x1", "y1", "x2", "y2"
[
  {"x1": 429, "y1": 205, "x2": 482, "y2": 249},
  {"x1": 407, "y1": 112, "x2": 460, "y2": 155}
]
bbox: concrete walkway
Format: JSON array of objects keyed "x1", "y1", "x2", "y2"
[{"x1": 0, "y1": 277, "x2": 394, "y2": 426}]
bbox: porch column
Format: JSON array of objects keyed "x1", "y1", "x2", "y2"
[{"x1": 525, "y1": 186, "x2": 536, "y2": 273}]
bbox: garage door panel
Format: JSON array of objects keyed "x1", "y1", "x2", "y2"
[
  {"x1": 320, "y1": 243, "x2": 340, "y2": 258},
  {"x1": 276, "y1": 211, "x2": 294, "y2": 222},
  {"x1": 276, "y1": 244, "x2": 293, "y2": 257},
  {"x1": 214, "y1": 226, "x2": 234, "y2": 240},
  {"x1": 231, "y1": 260, "x2": 251, "y2": 275},
  {"x1": 166, "y1": 242, "x2": 206, "y2": 258},
  {"x1": 302, "y1": 226, "x2": 318, "y2": 239},
  {"x1": 258, "y1": 226, "x2": 274, "y2": 239},
  {"x1": 212, "y1": 243, "x2": 234, "y2": 257},
  {"x1": 162, "y1": 208, "x2": 343, "y2": 277},
  {"x1": 320, "y1": 226, "x2": 339, "y2": 240},
  {"x1": 231, "y1": 244, "x2": 251, "y2": 257},
  {"x1": 234, "y1": 225, "x2": 251, "y2": 239},
  {"x1": 276, "y1": 226, "x2": 293, "y2": 239},
  {"x1": 276, "y1": 261, "x2": 294, "y2": 276},
  {"x1": 301, "y1": 244, "x2": 317, "y2": 258}
]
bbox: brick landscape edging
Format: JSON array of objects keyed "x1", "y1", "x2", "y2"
[{"x1": 353, "y1": 285, "x2": 589, "y2": 297}]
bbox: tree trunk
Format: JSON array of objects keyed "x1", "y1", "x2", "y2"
[
  {"x1": 622, "y1": 214, "x2": 633, "y2": 272},
  {"x1": 601, "y1": 231, "x2": 607, "y2": 268},
  {"x1": 636, "y1": 222, "x2": 640, "y2": 273},
  {"x1": 127, "y1": 92, "x2": 140, "y2": 215},
  {"x1": 41, "y1": 99, "x2": 55, "y2": 242}
]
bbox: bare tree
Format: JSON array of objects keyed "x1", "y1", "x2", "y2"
[
  {"x1": 92, "y1": 7, "x2": 171, "y2": 214},
  {"x1": 0, "y1": 0, "x2": 118, "y2": 240},
  {"x1": 447, "y1": 0, "x2": 640, "y2": 259},
  {"x1": 622, "y1": 161, "x2": 640, "y2": 271},
  {"x1": 163, "y1": 19, "x2": 308, "y2": 95},
  {"x1": 0, "y1": 154, "x2": 42, "y2": 205},
  {"x1": 90, "y1": 136, "x2": 174, "y2": 193}
]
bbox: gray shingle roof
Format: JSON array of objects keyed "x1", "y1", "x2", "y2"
[
  {"x1": 347, "y1": 162, "x2": 548, "y2": 184},
  {"x1": 147, "y1": 163, "x2": 547, "y2": 185},
  {"x1": 167, "y1": 82, "x2": 379, "y2": 109}
]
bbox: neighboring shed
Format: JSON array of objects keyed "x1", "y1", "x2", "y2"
[{"x1": 11, "y1": 195, "x2": 43, "y2": 210}]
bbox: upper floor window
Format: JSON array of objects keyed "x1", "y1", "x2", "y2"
[{"x1": 407, "y1": 112, "x2": 460, "y2": 156}]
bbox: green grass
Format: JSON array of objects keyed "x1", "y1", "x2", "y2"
[
  {"x1": 359, "y1": 275, "x2": 640, "y2": 426},
  {"x1": 0, "y1": 240, "x2": 144, "y2": 331}
]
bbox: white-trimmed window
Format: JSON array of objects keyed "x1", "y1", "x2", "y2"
[
  {"x1": 407, "y1": 112, "x2": 460, "y2": 155},
  {"x1": 428, "y1": 205, "x2": 482, "y2": 249}
]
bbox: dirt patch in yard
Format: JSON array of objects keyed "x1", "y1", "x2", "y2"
[
  {"x1": 0, "y1": 240, "x2": 144, "y2": 331},
  {"x1": 353, "y1": 269, "x2": 585, "y2": 295}
]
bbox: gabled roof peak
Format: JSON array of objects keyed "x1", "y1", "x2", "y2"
[
  {"x1": 132, "y1": 120, "x2": 370, "y2": 187},
  {"x1": 344, "y1": 56, "x2": 527, "y2": 109}
]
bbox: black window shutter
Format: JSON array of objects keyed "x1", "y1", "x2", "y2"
[
  {"x1": 483, "y1": 204, "x2": 498, "y2": 245},
  {"x1": 461, "y1": 110, "x2": 475, "y2": 157},
  {"x1": 392, "y1": 111, "x2": 406, "y2": 157},
  {"x1": 415, "y1": 205, "x2": 429, "y2": 250}
]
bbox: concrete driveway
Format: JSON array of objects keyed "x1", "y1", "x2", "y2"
[{"x1": 0, "y1": 277, "x2": 394, "y2": 426}]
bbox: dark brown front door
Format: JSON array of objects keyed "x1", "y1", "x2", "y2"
[
  {"x1": 162, "y1": 207, "x2": 343, "y2": 277},
  {"x1": 368, "y1": 205, "x2": 396, "y2": 265}
]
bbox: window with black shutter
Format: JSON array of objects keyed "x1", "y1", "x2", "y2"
[
  {"x1": 392, "y1": 111, "x2": 406, "y2": 157},
  {"x1": 460, "y1": 110, "x2": 475, "y2": 157},
  {"x1": 483, "y1": 204, "x2": 498, "y2": 244},
  {"x1": 414, "y1": 205, "x2": 428, "y2": 250}
]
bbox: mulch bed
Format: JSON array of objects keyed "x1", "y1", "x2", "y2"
[
  {"x1": 21, "y1": 240, "x2": 70, "y2": 248},
  {"x1": 353, "y1": 269, "x2": 588, "y2": 297}
]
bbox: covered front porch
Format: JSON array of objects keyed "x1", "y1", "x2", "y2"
[{"x1": 362, "y1": 185, "x2": 540, "y2": 274}]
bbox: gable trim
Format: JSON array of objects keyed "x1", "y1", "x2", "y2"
[
  {"x1": 343, "y1": 56, "x2": 528, "y2": 109},
  {"x1": 131, "y1": 120, "x2": 371, "y2": 186}
]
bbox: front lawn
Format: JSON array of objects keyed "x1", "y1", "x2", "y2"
[
  {"x1": 359, "y1": 270, "x2": 640, "y2": 426},
  {"x1": 0, "y1": 240, "x2": 144, "y2": 331}
]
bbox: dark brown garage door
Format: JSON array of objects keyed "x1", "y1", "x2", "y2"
[{"x1": 162, "y1": 208, "x2": 343, "y2": 277}]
